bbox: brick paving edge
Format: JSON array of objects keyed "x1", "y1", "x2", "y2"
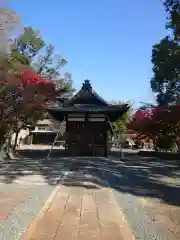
[
  {"x1": 114, "y1": 196, "x2": 136, "y2": 240},
  {"x1": 101, "y1": 157, "x2": 135, "y2": 240},
  {"x1": 22, "y1": 185, "x2": 61, "y2": 240}
]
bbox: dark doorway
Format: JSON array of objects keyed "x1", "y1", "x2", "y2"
[{"x1": 66, "y1": 121, "x2": 107, "y2": 156}]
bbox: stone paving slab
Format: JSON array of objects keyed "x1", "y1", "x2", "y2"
[
  {"x1": 24, "y1": 185, "x2": 134, "y2": 240},
  {"x1": 78, "y1": 189, "x2": 100, "y2": 240}
]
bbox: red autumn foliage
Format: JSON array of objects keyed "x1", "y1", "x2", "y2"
[
  {"x1": 129, "y1": 108, "x2": 153, "y2": 139},
  {"x1": 21, "y1": 69, "x2": 56, "y2": 104},
  {"x1": 0, "y1": 68, "x2": 56, "y2": 118},
  {"x1": 7, "y1": 69, "x2": 56, "y2": 101},
  {"x1": 129, "y1": 104, "x2": 180, "y2": 149}
]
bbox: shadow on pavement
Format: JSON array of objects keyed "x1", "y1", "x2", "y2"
[{"x1": 0, "y1": 149, "x2": 180, "y2": 207}]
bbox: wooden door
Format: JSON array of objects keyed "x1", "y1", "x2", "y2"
[
  {"x1": 66, "y1": 121, "x2": 107, "y2": 156},
  {"x1": 66, "y1": 122, "x2": 88, "y2": 156}
]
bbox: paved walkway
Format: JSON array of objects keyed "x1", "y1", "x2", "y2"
[{"x1": 23, "y1": 185, "x2": 133, "y2": 240}]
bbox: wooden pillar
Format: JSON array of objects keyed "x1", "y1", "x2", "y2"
[
  {"x1": 104, "y1": 131, "x2": 107, "y2": 157},
  {"x1": 65, "y1": 120, "x2": 68, "y2": 154}
]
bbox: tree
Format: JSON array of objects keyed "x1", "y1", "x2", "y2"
[
  {"x1": 111, "y1": 101, "x2": 132, "y2": 146},
  {"x1": 150, "y1": 1, "x2": 180, "y2": 106},
  {"x1": 11, "y1": 26, "x2": 73, "y2": 93},
  {"x1": 13, "y1": 68, "x2": 56, "y2": 150},
  {"x1": 0, "y1": 54, "x2": 23, "y2": 147},
  {"x1": 164, "y1": 0, "x2": 180, "y2": 40},
  {"x1": 142, "y1": 1, "x2": 180, "y2": 151},
  {"x1": 11, "y1": 27, "x2": 45, "y2": 65},
  {"x1": 33, "y1": 43, "x2": 74, "y2": 94},
  {"x1": 0, "y1": 4, "x2": 21, "y2": 53},
  {"x1": 150, "y1": 36, "x2": 180, "y2": 105},
  {"x1": 0, "y1": 8, "x2": 21, "y2": 148},
  {"x1": 0, "y1": 24, "x2": 73, "y2": 152},
  {"x1": 129, "y1": 107, "x2": 164, "y2": 150},
  {"x1": 129, "y1": 105, "x2": 180, "y2": 151},
  {"x1": 55, "y1": 72, "x2": 75, "y2": 97},
  {"x1": 0, "y1": 64, "x2": 56, "y2": 150},
  {"x1": 7, "y1": 26, "x2": 73, "y2": 149},
  {"x1": 34, "y1": 44, "x2": 67, "y2": 79}
]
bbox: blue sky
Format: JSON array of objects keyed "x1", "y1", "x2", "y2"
[{"x1": 8, "y1": 0, "x2": 167, "y2": 107}]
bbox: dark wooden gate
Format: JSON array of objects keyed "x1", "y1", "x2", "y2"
[{"x1": 66, "y1": 121, "x2": 107, "y2": 156}]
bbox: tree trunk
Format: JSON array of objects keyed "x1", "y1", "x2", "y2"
[
  {"x1": 4, "y1": 136, "x2": 12, "y2": 157},
  {"x1": 13, "y1": 129, "x2": 20, "y2": 150},
  {"x1": 7, "y1": 137, "x2": 11, "y2": 152},
  {"x1": 0, "y1": 138, "x2": 5, "y2": 161},
  {"x1": 0, "y1": 145, "x2": 4, "y2": 161},
  {"x1": 177, "y1": 142, "x2": 180, "y2": 152},
  {"x1": 152, "y1": 138, "x2": 158, "y2": 151}
]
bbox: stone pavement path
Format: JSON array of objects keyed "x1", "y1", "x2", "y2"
[{"x1": 23, "y1": 185, "x2": 133, "y2": 240}]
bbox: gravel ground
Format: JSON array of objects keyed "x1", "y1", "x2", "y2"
[
  {"x1": 102, "y1": 170, "x2": 171, "y2": 240},
  {"x1": 100, "y1": 155, "x2": 180, "y2": 240},
  {"x1": 0, "y1": 158, "x2": 76, "y2": 240},
  {"x1": 113, "y1": 190, "x2": 175, "y2": 240},
  {"x1": 0, "y1": 183, "x2": 54, "y2": 240}
]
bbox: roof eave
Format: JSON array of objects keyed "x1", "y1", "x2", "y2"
[{"x1": 46, "y1": 103, "x2": 130, "y2": 122}]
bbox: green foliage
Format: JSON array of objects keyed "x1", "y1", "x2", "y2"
[
  {"x1": 0, "y1": 25, "x2": 73, "y2": 149},
  {"x1": 164, "y1": 0, "x2": 180, "y2": 40},
  {"x1": 150, "y1": 1, "x2": 180, "y2": 106},
  {"x1": 113, "y1": 111, "x2": 131, "y2": 135},
  {"x1": 55, "y1": 72, "x2": 74, "y2": 92},
  {"x1": 150, "y1": 36, "x2": 180, "y2": 105},
  {"x1": 111, "y1": 101, "x2": 132, "y2": 137},
  {"x1": 33, "y1": 44, "x2": 68, "y2": 79},
  {"x1": 11, "y1": 27, "x2": 45, "y2": 65}
]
